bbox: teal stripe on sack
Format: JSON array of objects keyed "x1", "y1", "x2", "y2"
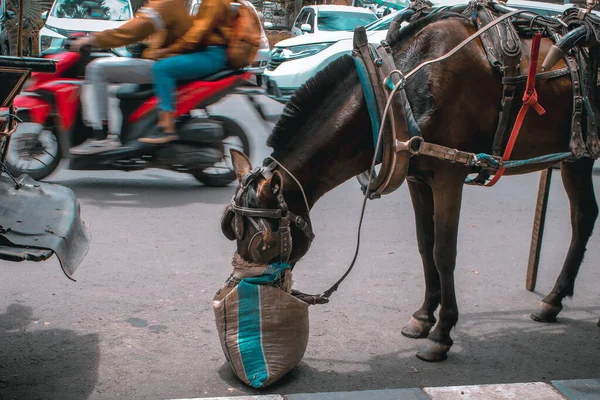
[{"x1": 237, "y1": 281, "x2": 268, "y2": 388}]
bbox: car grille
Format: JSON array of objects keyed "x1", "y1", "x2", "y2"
[
  {"x1": 47, "y1": 26, "x2": 88, "y2": 38},
  {"x1": 267, "y1": 59, "x2": 285, "y2": 71}
]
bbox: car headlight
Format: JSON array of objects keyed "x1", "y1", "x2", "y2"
[
  {"x1": 272, "y1": 43, "x2": 333, "y2": 61},
  {"x1": 40, "y1": 36, "x2": 65, "y2": 54},
  {"x1": 40, "y1": 35, "x2": 53, "y2": 52}
]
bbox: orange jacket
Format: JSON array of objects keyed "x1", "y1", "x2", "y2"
[
  {"x1": 92, "y1": 0, "x2": 192, "y2": 59},
  {"x1": 163, "y1": 0, "x2": 234, "y2": 55}
]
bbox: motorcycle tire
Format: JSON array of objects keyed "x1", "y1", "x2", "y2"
[
  {"x1": 191, "y1": 115, "x2": 251, "y2": 187},
  {"x1": 4, "y1": 118, "x2": 61, "y2": 181}
]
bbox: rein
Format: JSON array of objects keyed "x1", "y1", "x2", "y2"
[{"x1": 224, "y1": 156, "x2": 369, "y2": 303}]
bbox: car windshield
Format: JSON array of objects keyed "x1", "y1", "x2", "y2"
[
  {"x1": 316, "y1": 11, "x2": 378, "y2": 31},
  {"x1": 365, "y1": 9, "x2": 403, "y2": 30},
  {"x1": 51, "y1": 0, "x2": 131, "y2": 20}
]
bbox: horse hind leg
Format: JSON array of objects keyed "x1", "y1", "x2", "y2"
[
  {"x1": 401, "y1": 180, "x2": 439, "y2": 339},
  {"x1": 531, "y1": 158, "x2": 598, "y2": 323}
]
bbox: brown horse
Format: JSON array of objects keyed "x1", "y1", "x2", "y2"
[{"x1": 225, "y1": 11, "x2": 598, "y2": 362}]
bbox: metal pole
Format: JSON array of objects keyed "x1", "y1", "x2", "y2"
[
  {"x1": 17, "y1": 0, "x2": 24, "y2": 57},
  {"x1": 526, "y1": 168, "x2": 553, "y2": 292}
]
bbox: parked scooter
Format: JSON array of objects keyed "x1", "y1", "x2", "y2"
[{"x1": 5, "y1": 36, "x2": 264, "y2": 187}]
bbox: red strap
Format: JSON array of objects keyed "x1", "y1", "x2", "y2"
[{"x1": 485, "y1": 33, "x2": 545, "y2": 187}]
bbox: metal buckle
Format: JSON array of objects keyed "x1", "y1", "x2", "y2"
[
  {"x1": 393, "y1": 136, "x2": 423, "y2": 154},
  {"x1": 447, "y1": 148, "x2": 460, "y2": 163},
  {"x1": 384, "y1": 70, "x2": 406, "y2": 92}
]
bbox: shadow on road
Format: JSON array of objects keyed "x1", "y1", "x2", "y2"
[
  {"x1": 49, "y1": 176, "x2": 235, "y2": 209},
  {"x1": 0, "y1": 304, "x2": 100, "y2": 400},
  {"x1": 216, "y1": 306, "x2": 600, "y2": 395}
]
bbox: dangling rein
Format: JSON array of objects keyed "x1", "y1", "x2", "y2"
[{"x1": 485, "y1": 32, "x2": 545, "y2": 187}]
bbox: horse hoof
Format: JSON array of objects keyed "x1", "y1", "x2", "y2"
[
  {"x1": 416, "y1": 340, "x2": 450, "y2": 362},
  {"x1": 531, "y1": 301, "x2": 561, "y2": 323},
  {"x1": 401, "y1": 317, "x2": 434, "y2": 339}
]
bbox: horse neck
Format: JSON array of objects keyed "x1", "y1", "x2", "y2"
[{"x1": 272, "y1": 91, "x2": 375, "y2": 211}]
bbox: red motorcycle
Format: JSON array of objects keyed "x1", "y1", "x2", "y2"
[{"x1": 3, "y1": 37, "x2": 264, "y2": 186}]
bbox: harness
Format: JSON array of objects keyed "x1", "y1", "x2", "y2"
[
  {"x1": 354, "y1": 0, "x2": 598, "y2": 195},
  {"x1": 220, "y1": 159, "x2": 314, "y2": 264}
]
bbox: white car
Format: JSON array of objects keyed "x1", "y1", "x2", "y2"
[
  {"x1": 265, "y1": 0, "x2": 578, "y2": 98},
  {"x1": 291, "y1": 5, "x2": 378, "y2": 37},
  {"x1": 39, "y1": 0, "x2": 133, "y2": 55},
  {"x1": 265, "y1": 9, "x2": 395, "y2": 97}
]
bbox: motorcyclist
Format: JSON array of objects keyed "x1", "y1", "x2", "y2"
[
  {"x1": 68, "y1": 0, "x2": 192, "y2": 155},
  {"x1": 138, "y1": 0, "x2": 235, "y2": 144}
]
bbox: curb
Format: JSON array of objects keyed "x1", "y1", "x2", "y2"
[{"x1": 168, "y1": 378, "x2": 600, "y2": 400}]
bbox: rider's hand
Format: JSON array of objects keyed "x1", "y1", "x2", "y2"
[{"x1": 70, "y1": 36, "x2": 95, "y2": 52}]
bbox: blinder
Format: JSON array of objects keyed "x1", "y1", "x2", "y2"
[{"x1": 220, "y1": 162, "x2": 314, "y2": 263}]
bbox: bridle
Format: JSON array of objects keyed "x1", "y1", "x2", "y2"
[{"x1": 220, "y1": 157, "x2": 314, "y2": 264}]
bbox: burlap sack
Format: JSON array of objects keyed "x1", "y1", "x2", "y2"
[{"x1": 213, "y1": 254, "x2": 309, "y2": 388}]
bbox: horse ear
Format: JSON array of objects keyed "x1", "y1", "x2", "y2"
[
  {"x1": 230, "y1": 149, "x2": 252, "y2": 182},
  {"x1": 258, "y1": 170, "x2": 284, "y2": 201},
  {"x1": 269, "y1": 170, "x2": 283, "y2": 195}
]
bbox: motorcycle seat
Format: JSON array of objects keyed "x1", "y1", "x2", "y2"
[{"x1": 116, "y1": 69, "x2": 245, "y2": 100}]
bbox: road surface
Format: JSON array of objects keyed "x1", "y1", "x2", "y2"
[{"x1": 1, "y1": 94, "x2": 599, "y2": 400}]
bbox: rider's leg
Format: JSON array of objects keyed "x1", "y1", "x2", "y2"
[
  {"x1": 71, "y1": 57, "x2": 155, "y2": 155},
  {"x1": 139, "y1": 46, "x2": 228, "y2": 144}
]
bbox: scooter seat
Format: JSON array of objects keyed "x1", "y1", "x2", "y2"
[
  {"x1": 116, "y1": 69, "x2": 245, "y2": 101},
  {"x1": 180, "y1": 69, "x2": 244, "y2": 85}
]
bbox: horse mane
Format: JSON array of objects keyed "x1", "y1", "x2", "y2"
[
  {"x1": 386, "y1": 10, "x2": 469, "y2": 47},
  {"x1": 266, "y1": 10, "x2": 468, "y2": 155},
  {"x1": 267, "y1": 55, "x2": 356, "y2": 153}
]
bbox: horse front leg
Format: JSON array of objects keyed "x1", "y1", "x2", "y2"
[
  {"x1": 531, "y1": 158, "x2": 598, "y2": 322},
  {"x1": 417, "y1": 169, "x2": 465, "y2": 362},
  {"x1": 401, "y1": 179, "x2": 440, "y2": 339}
]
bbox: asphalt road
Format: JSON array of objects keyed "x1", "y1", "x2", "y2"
[{"x1": 0, "y1": 94, "x2": 599, "y2": 400}]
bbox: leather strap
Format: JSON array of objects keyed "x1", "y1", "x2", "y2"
[
  {"x1": 417, "y1": 142, "x2": 479, "y2": 166},
  {"x1": 486, "y1": 32, "x2": 546, "y2": 187},
  {"x1": 580, "y1": 46, "x2": 600, "y2": 157},
  {"x1": 353, "y1": 27, "x2": 411, "y2": 197},
  {"x1": 502, "y1": 67, "x2": 570, "y2": 84},
  {"x1": 565, "y1": 53, "x2": 586, "y2": 157}
]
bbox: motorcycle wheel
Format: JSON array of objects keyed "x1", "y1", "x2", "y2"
[
  {"x1": 191, "y1": 115, "x2": 251, "y2": 187},
  {"x1": 5, "y1": 125, "x2": 61, "y2": 181}
]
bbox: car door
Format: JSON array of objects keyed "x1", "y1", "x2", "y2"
[
  {"x1": 292, "y1": 9, "x2": 308, "y2": 37},
  {"x1": 305, "y1": 8, "x2": 316, "y2": 34}
]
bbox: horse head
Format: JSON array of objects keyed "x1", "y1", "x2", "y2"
[{"x1": 221, "y1": 149, "x2": 315, "y2": 265}]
